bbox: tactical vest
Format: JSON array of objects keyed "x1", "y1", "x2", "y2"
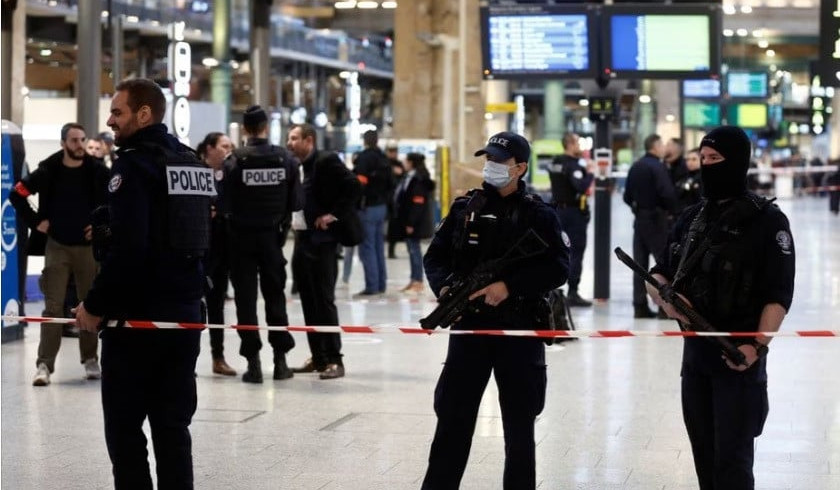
[
  {"x1": 671, "y1": 193, "x2": 771, "y2": 328},
  {"x1": 142, "y1": 142, "x2": 214, "y2": 258},
  {"x1": 227, "y1": 146, "x2": 289, "y2": 228},
  {"x1": 548, "y1": 156, "x2": 582, "y2": 206}
]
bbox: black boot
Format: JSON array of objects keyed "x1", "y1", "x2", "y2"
[
  {"x1": 273, "y1": 353, "x2": 294, "y2": 380},
  {"x1": 567, "y1": 290, "x2": 593, "y2": 307},
  {"x1": 634, "y1": 304, "x2": 657, "y2": 319},
  {"x1": 242, "y1": 357, "x2": 263, "y2": 384}
]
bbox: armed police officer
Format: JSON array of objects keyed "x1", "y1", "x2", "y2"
[
  {"x1": 623, "y1": 134, "x2": 677, "y2": 318},
  {"x1": 647, "y1": 126, "x2": 795, "y2": 490},
  {"x1": 223, "y1": 105, "x2": 301, "y2": 383},
  {"x1": 547, "y1": 132, "x2": 595, "y2": 307},
  {"x1": 421, "y1": 132, "x2": 570, "y2": 490},
  {"x1": 75, "y1": 78, "x2": 214, "y2": 489}
]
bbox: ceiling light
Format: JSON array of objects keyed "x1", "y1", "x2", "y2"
[
  {"x1": 722, "y1": 4, "x2": 736, "y2": 15},
  {"x1": 39, "y1": 49, "x2": 52, "y2": 57},
  {"x1": 758, "y1": 40, "x2": 769, "y2": 48},
  {"x1": 736, "y1": 28, "x2": 748, "y2": 37},
  {"x1": 125, "y1": 15, "x2": 139, "y2": 23},
  {"x1": 357, "y1": 1, "x2": 378, "y2": 8},
  {"x1": 766, "y1": 49, "x2": 776, "y2": 57},
  {"x1": 639, "y1": 95, "x2": 651, "y2": 104},
  {"x1": 723, "y1": 29, "x2": 734, "y2": 37},
  {"x1": 101, "y1": 11, "x2": 109, "y2": 18},
  {"x1": 665, "y1": 114, "x2": 676, "y2": 122},
  {"x1": 339, "y1": 71, "x2": 351, "y2": 79},
  {"x1": 202, "y1": 57, "x2": 220, "y2": 68},
  {"x1": 381, "y1": 1, "x2": 397, "y2": 8},
  {"x1": 334, "y1": 1, "x2": 356, "y2": 8},
  {"x1": 752, "y1": 30, "x2": 764, "y2": 38},
  {"x1": 579, "y1": 99, "x2": 589, "y2": 107},
  {"x1": 740, "y1": 5, "x2": 753, "y2": 13}
]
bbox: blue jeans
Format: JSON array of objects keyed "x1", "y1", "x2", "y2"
[
  {"x1": 406, "y1": 237, "x2": 423, "y2": 282},
  {"x1": 358, "y1": 204, "x2": 387, "y2": 293}
]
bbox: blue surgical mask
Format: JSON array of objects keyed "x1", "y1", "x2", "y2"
[{"x1": 483, "y1": 161, "x2": 512, "y2": 188}]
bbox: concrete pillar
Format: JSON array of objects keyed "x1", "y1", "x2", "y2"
[
  {"x1": 831, "y1": 95, "x2": 840, "y2": 159},
  {"x1": 111, "y1": 14, "x2": 124, "y2": 84},
  {"x1": 484, "y1": 80, "x2": 510, "y2": 137},
  {"x1": 392, "y1": 0, "x2": 486, "y2": 194},
  {"x1": 2, "y1": 2, "x2": 25, "y2": 125},
  {"x1": 635, "y1": 80, "x2": 655, "y2": 158},
  {"x1": 251, "y1": 0, "x2": 271, "y2": 108},
  {"x1": 77, "y1": 1, "x2": 102, "y2": 133},
  {"x1": 544, "y1": 81, "x2": 565, "y2": 141},
  {"x1": 211, "y1": 0, "x2": 232, "y2": 127}
]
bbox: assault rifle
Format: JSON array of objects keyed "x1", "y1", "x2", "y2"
[
  {"x1": 614, "y1": 247, "x2": 747, "y2": 366},
  {"x1": 420, "y1": 229, "x2": 548, "y2": 330}
]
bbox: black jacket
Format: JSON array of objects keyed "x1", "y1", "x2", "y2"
[
  {"x1": 353, "y1": 147, "x2": 392, "y2": 207},
  {"x1": 299, "y1": 149, "x2": 362, "y2": 244},
  {"x1": 623, "y1": 153, "x2": 677, "y2": 215},
  {"x1": 83, "y1": 124, "x2": 206, "y2": 321},
  {"x1": 395, "y1": 170, "x2": 435, "y2": 239},
  {"x1": 10, "y1": 150, "x2": 109, "y2": 252}
]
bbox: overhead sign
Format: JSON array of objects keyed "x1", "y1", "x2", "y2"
[
  {"x1": 816, "y1": 0, "x2": 840, "y2": 86},
  {"x1": 485, "y1": 102, "x2": 517, "y2": 113}
]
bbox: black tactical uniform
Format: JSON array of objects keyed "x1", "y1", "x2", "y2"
[
  {"x1": 651, "y1": 126, "x2": 795, "y2": 490},
  {"x1": 223, "y1": 137, "x2": 301, "y2": 383},
  {"x1": 422, "y1": 132, "x2": 569, "y2": 490},
  {"x1": 547, "y1": 152, "x2": 593, "y2": 305},
  {"x1": 674, "y1": 168, "x2": 702, "y2": 216},
  {"x1": 623, "y1": 151, "x2": 677, "y2": 315},
  {"x1": 83, "y1": 123, "x2": 212, "y2": 488}
]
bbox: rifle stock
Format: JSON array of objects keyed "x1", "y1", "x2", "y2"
[{"x1": 614, "y1": 247, "x2": 747, "y2": 366}]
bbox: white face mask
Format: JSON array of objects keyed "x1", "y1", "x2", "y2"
[{"x1": 483, "y1": 161, "x2": 512, "y2": 188}]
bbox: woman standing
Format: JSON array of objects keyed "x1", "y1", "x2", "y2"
[
  {"x1": 396, "y1": 153, "x2": 435, "y2": 292},
  {"x1": 197, "y1": 132, "x2": 237, "y2": 376}
]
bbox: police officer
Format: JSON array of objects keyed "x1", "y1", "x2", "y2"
[
  {"x1": 674, "y1": 147, "x2": 703, "y2": 217},
  {"x1": 647, "y1": 126, "x2": 795, "y2": 490},
  {"x1": 223, "y1": 105, "x2": 301, "y2": 383},
  {"x1": 623, "y1": 134, "x2": 677, "y2": 318},
  {"x1": 547, "y1": 132, "x2": 595, "y2": 307},
  {"x1": 421, "y1": 132, "x2": 570, "y2": 490},
  {"x1": 76, "y1": 78, "x2": 212, "y2": 489}
]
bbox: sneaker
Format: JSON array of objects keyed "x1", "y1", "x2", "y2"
[
  {"x1": 84, "y1": 358, "x2": 101, "y2": 380},
  {"x1": 33, "y1": 363, "x2": 50, "y2": 386}
]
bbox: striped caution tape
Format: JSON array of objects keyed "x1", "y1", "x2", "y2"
[{"x1": 3, "y1": 316, "x2": 839, "y2": 338}]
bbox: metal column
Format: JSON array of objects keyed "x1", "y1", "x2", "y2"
[
  {"x1": 211, "y1": 0, "x2": 232, "y2": 127},
  {"x1": 77, "y1": 1, "x2": 102, "y2": 132},
  {"x1": 250, "y1": 0, "x2": 272, "y2": 108}
]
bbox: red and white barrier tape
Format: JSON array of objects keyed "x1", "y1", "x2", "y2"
[{"x1": 3, "y1": 316, "x2": 838, "y2": 338}]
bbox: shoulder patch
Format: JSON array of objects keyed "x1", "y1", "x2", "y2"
[
  {"x1": 214, "y1": 169, "x2": 224, "y2": 182},
  {"x1": 108, "y1": 174, "x2": 122, "y2": 193},
  {"x1": 775, "y1": 230, "x2": 792, "y2": 255},
  {"x1": 560, "y1": 231, "x2": 571, "y2": 249},
  {"x1": 573, "y1": 170, "x2": 584, "y2": 180}
]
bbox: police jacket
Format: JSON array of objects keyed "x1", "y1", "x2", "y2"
[
  {"x1": 547, "y1": 154, "x2": 594, "y2": 211},
  {"x1": 83, "y1": 124, "x2": 209, "y2": 321},
  {"x1": 424, "y1": 181, "x2": 570, "y2": 329},
  {"x1": 623, "y1": 153, "x2": 677, "y2": 215},
  {"x1": 353, "y1": 146, "x2": 392, "y2": 208},
  {"x1": 394, "y1": 169, "x2": 435, "y2": 240},
  {"x1": 10, "y1": 150, "x2": 109, "y2": 247},
  {"x1": 674, "y1": 170, "x2": 702, "y2": 217},
  {"x1": 299, "y1": 148, "x2": 362, "y2": 244},
  {"x1": 651, "y1": 193, "x2": 795, "y2": 374},
  {"x1": 222, "y1": 138, "x2": 301, "y2": 230}
]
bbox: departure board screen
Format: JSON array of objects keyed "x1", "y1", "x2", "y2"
[
  {"x1": 480, "y1": 6, "x2": 595, "y2": 79},
  {"x1": 683, "y1": 79, "x2": 721, "y2": 98},
  {"x1": 727, "y1": 72, "x2": 768, "y2": 98},
  {"x1": 683, "y1": 101, "x2": 721, "y2": 128},
  {"x1": 603, "y1": 5, "x2": 721, "y2": 79}
]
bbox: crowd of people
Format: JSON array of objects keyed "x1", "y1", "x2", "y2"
[{"x1": 9, "y1": 77, "x2": 796, "y2": 489}]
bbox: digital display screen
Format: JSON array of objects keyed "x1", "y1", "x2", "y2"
[
  {"x1": 481, "y1": 7, "x2": 593, "y2": 79},
  {"x1": 683, "y1": 79, "x2": 721, "y2": 98},
  {"x1": 726, "y1": 103, "x2": 768, "y2": 128},
  {"x1": 727, "y1": 72, "x2": 768, "y2": 98},
  {"x1": 684, "y1": 101, "x2": 721, "y2": 128},
  {"x1": 611, "y1": 15, "x2": 710, "y2": 72}
]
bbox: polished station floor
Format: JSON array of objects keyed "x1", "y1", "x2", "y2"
[{"x1": 2, "y1": 196, "x2": 839, "y2": 489}]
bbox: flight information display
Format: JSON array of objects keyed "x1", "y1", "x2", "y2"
[
  {"x1": 683, "y1": 79, "x2": 721, "y2": 98},
  {"x1": 683, "y1": 101, "x2": 721, "y2": 128},
  {"x1": 483, "y1": 11, "x2": 592, "y2": 78},
  {"x1": 608, "y1": 13, "x2": 714, "y2": 76},
  {"x1": 727, "y1": 72, "x2": 768, "y2": 98}
]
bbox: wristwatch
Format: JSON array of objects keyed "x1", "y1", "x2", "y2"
[{"x1": 752, "y1": 342, "x2": 769, "y2": 358}]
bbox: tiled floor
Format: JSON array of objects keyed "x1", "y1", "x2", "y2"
[{"x1": 2, "y1": 195, "x2": 839, "y2": 489}]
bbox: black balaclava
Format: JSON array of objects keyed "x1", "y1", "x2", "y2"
[{"x1": 698, "y1": 126, "x2": 752, "y2": 200}]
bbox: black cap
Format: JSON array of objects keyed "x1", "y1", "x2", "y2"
[
  {"x1": 243, "y1": 105, "x2": 268, "y2": 127},
  {"x1": 474, "y1": 131, "x2": 531, "y2": 164},
  {"x1": 699, "y1": 126, "x2": 751, "y2": 168}
]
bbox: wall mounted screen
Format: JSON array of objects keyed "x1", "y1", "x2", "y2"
[
  {"x1": 480, "y1": 5, "x2": 596, "y2": 79},
  {"x1": 726, "y1": 72, "x2": 769, "y2": 98},
  {"x1": 683, "y1": 101, "x2": 721, "y2": 128},
  {"x1": 603, "y1": 5, "x2": 721, "y2": 79},
  {"x1": 683, "y1": 79, "x2": 721, "y2": 98},
  {"x1": 726, "y1": 103, "x2": 768, "y2": 128}
]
